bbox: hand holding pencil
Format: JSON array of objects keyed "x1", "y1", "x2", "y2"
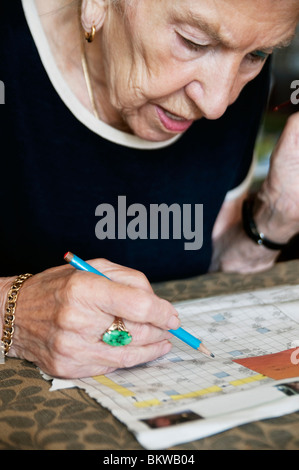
[
  {"x1": 4, "y1": 254, "x2": 187, "y2": 378},
  {"x1": 3, "y1": 250, "x2": 213, "y2": 379},
  {"x1": 64, "y1": 252, "x2": 214, "y2": 358}
]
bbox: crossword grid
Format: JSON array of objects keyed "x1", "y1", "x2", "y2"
[
  {"x1": 68, "y1": 287, "x2": 299, "y2": 449},
  {"x1": 79, "y1": 290, "x2": 299, "y2": 412}
]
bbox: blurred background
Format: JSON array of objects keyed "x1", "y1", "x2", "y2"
[
  {"x1": 252, "y1": 26, "x2": 299, "y2": 261},
  {"x1": 254, "y1": 25, "x2": 299, "y2": 181}
]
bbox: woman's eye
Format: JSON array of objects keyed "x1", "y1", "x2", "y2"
[
  {"x1": 247, "y1": 50, "x2": 269, "y2": 63},
  {"x1": 178, "y1": 33, "x2": 209, "y2": 52},
  {"x1": 177, "y1": 31, "x2": 270, "y2": 65}
]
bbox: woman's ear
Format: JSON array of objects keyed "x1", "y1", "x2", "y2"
[{"x1": 81, "y1": 0, "x2": 107, "y2": 33}]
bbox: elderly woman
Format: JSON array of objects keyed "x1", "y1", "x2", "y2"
[{"x1": 0, "y1": 0, "x2": 299, "y2": 378}]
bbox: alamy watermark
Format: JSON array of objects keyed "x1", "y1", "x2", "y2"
[
  {"x1": 0, "y1": 81, "x2": 4, "y2": 104},
  {"x1": 290, "y1": 80, "x2": 299, "y2": 105},
  {"x1": 95, "y1": 196, "x2": 203, "y2": 250}
]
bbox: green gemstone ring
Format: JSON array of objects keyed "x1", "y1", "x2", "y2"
[{"x1": 102, "y1": 317, "x2": 132, "y2": 347}]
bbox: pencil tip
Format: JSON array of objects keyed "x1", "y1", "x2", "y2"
[{"x1": 198, "y1": 343, "x2": 215, "y2": 358}]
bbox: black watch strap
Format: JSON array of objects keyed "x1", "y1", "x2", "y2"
[{"x1": 242, "y1": 198, "x2": 288, "y2": 250}]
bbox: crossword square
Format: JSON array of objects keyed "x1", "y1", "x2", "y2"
[
  {"x1": 214, "y1": 371, "x2": 230, "y2": 378},
  {"x1": 257, "y1": 327, "x2": 270, "y2": 334},
  {"x1": 229, "y1": 350, "x2": 243, "y2": 357},
  {"x1": 213, "y1": 314, "x2": 226, "y2": 322}
]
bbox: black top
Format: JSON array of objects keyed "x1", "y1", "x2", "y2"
[{"x1": 0, "y1": 1, "x2": 270, "y2": 281}]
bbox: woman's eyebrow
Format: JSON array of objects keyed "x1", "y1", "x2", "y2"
[
  {"x1": 175, "y1": 11, "x2": 225, "y2": 44},
  {"x1": 173, "y1": 10, "x2": 296, "y2": 51}
]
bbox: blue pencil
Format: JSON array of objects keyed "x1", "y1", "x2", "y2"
[{"x1": 64, "y1": 252, "x2": 214, "y2": 357}]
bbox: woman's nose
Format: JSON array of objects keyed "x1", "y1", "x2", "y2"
[{"x1": 184, "y1": 55, "x2": 241, "y2": 120}]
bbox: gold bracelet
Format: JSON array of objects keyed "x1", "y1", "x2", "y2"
[{"x1": 1, "y1": 273, "x2": 33, "y2": 355}]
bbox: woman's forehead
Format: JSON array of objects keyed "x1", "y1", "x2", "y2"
[
  {"x1": 121, "y1": 0, "x2": 298, "y2": 52},
  {"x1": 123, "y1": 0, "x2": 299, "y2": 26}
]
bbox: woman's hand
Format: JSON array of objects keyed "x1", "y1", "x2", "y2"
[
  {"x1": 5, "y1": 259, "x2": 180, "y2": 378},
  {"x1": 211, "y1": 111, "x2": 299, "y2": 273}
]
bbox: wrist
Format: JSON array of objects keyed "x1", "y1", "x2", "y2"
[
  {"x1": 243, "y1": 197, "x2": 289, "y2": 249},
  {"x1": 215, "y1": 221, "x2": 279, "y2": 273},
  {"x1": 0, "y1": 276, "x2": 19, "y2": 344},
  {"x1": 256, "y1": 181, "x2": 299, "y2": 243}
]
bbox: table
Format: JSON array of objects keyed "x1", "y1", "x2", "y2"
[{"x1": 1, "y1": 260, "x2": 299, "y2": 450}]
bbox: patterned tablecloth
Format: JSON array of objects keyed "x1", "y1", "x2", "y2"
[{"x1": 1, "y1": 260, "x2": 299, "y2": 450}]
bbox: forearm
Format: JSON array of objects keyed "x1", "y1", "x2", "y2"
[{"x1": 211, "y1": 183, "x2": 299, "y2": 273}]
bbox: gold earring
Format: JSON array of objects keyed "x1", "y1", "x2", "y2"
[{"x1": 84, "y1": 25, "x2": 96, "y2": 43}]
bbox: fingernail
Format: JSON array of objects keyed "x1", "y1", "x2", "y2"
[{"x1": 167, "y1": 315, "x2": 181, "y2": 330}]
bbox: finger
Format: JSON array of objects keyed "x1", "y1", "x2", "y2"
[
  {"x1": 104, "y1": 283, "x2": 180, "y2": 330},
  {"x1": 43, "y1": 335, "x2": 173, "y2": 379},
  {"x1": 87, "y1": 258, "x2": 154, "y2": 293},
  {"x1": 55, "y1": 304, "x2": 173, "y2": 347},
  {"x1": 94, "y1": 277, "x2": 180, "y2": 330},
  {"x1": 95, "y1": 320, "x2": 173, "y2": 346},
  {"x1": 95, "y1": 339, "x2": 173, "y2": 370},
  {"x1": 122, "y1": 321, "x2": 173, "y2": 345},
  {"x1": 69, "y1": 271, "x2": 180, "y2": 331}
]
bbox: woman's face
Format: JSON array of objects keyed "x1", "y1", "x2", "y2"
[{"x1": 98, "y1": 0, "x2": 298, "y2": 141}]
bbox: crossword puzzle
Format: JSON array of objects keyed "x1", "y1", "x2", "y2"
[{"x1": 76, "y1": 286, "x2": 299, "y2": 414}]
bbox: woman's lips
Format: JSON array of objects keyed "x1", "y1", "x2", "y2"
[{"x1": 155, "y1": 105, "x2": 194, "y2": 133}]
